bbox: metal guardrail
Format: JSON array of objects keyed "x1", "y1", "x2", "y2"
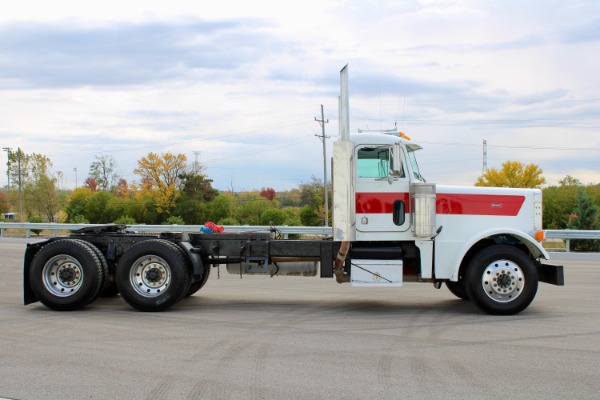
[
  {"x1": 0, "y1": 222, "x2": 333, "y2": 239},
  {"x1": 545, "y1": 229, "x2": 600, "y2": 253},
  {"x1": 0, "y1": 223, "x2": 597, "y2": 252}
]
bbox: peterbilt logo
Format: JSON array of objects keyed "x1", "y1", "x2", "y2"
[{"x1": 490, "y1": 203, "x2": 504, "y2": 208}]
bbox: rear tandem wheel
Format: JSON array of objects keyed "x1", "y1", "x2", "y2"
[
  {"x1": 29, "y1": 239, "x2": 106, "y2": 311},
  {"x1": 116, "y1": 239, "x2": 190, "y2": 311}
]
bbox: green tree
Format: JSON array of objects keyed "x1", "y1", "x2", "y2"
[
  {"x1": 89, "y1": 154, "x2": 119, "y2": 191},
  {"x1": 260, "y1": 208, "x2": 287, "y2": 225},
  {"x1": 476, "y1": 161, "x2": 546, "y2": 188},
  {"x1": 298, "y1": 176, "x2": 331, "y2": 225},
  {"x1": 28, "y1": 215, "x2": 43, "y2": 236},
  {"x1": 566, "y1": 187, "x2": 600, "y2": 252},
  {"x1": 25, "y1": 174, "x2": 60, "y2": 222},
  {"x1": 178, "y1": 172, "x2": 218, "y2": 202},
  {"x1": 281, "y1": 207, "x2": 302, "y2": 226},
  {"x1": 173, "y1": 172, "x2": 218, "y2": 224},
  {"x1": 542, "y1": 177, "x2": 580, "y2": 229},
  {"x1": 300, "y1": 205, "x2": 321, "y2": 226},
  {"x1": 84, "y1": 191, "x2": 115, "y2": 223},
  {"x1": 125, "y1": 194, "x2": 161, "y2": 225},
  {"x1": 65, "y1": 188, "x2": 94, "y2": 222},
  {"x1": 235, "y1": 192, "x2": 276, "y2": 225},
  {"x1": 205, "y1": 194, "x2": 236, "y2": 223},
  {"x1": 7, "y1": 149, "x2": 53, "y2": 187}
]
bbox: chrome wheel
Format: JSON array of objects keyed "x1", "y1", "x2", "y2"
[
  {"x1": 117, "y1": 239, "x2": 190, "y2": 311},
  {"x1": 130, "y1": 255, "x2": 171, "y2": 297},
  {"x1": 42, "y1": 255, "x2": 84, "y2": 297},
  {"x1": 481, "y1": 259, "x2": 525, "y2": 303}
]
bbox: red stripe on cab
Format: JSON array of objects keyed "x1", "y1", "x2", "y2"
[{"x1": 355, "y1": 192, "x2": 525, "y2": 216}]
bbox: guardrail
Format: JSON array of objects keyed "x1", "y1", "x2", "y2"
[
  {"x1": 545, "y1": 229, "x2": 600, "y2": 253},
  {"x1": 0, "y1": 223, "x2": 598, "y2": 252},
  {"x1": 0, "y1": 222, "x2": 332, "y2": 239}
]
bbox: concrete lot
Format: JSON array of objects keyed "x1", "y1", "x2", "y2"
[{"x1": 1, "y1": 238, "x2": 599, "y2": 400}]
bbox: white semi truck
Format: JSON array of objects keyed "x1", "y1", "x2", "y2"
[{"x1": 23, "y1": 66, "x2": 563, "y2": 315}]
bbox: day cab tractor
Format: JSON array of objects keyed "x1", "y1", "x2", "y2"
[{"x1": 23, "y1": 66, "x2": 563, "y2": 315}]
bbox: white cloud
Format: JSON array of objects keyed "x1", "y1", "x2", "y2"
[{"x1": 0, "y1": 0, "x2": 598, "y2": 190}]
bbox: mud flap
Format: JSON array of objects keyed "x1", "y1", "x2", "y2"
[
  {"x1": 23, "y1": 240, "x2": 52, "y2": 305},
  {"x1": 537, "y1": 263, "x2": 564, "y2": 286}
]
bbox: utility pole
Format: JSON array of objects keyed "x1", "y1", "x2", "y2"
[
  {"x1": 73, "y1": 167, "x2": 78, "y2": 188},
  {"x1": 2, "y1": 147, "x2": 11, "y2": 194},
  {"x1": 482, "y1": 139, "x2": 488, "y2": 174},
  {"x1": 17, "y1": 148, "x2": 22, "y2": 222},
  {"x1": 314, "y1": 104, "x2": 330, "y2": 226},
  {"x1": 193, "y1": 151, "x2": 201, "y2": 174}
]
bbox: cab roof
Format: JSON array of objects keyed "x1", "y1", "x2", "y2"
[{"x1": 347, "y1": 132, "x2": 423, "y2": 151}]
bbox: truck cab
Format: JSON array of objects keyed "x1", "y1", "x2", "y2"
[{"x1": 332, "y1": 129, "x2": 563, "y2": 314}]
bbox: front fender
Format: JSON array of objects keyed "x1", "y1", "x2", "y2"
[{"x1": 449, "y1": 228, "x2": 548, "y2": 281}]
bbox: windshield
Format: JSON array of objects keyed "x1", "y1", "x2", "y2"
[{"x1": 407, "y1": 148, "x2": 425, "y2": 182}]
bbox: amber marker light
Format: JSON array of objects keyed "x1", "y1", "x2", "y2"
[{"x1": 534, "y1": 230, "x2": 545, "y2": 242}]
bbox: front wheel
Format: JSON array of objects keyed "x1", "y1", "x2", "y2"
[
  {"x1": 116, "y1": 239, "x2": 190, "y2": 311},
  {"x1": 465, "y1": 245, "x2": 538, "y2": 315}
]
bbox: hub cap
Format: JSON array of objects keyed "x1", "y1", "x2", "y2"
[
  {"x1": 481, "y1": 259, "x2": 525, "y2": 303},
  {"x1": 42, "y1": 255, "x2": 84, "y2": 297},
  {"x1": 130, "y1": 255, "x2": 171, "y2": 297}
]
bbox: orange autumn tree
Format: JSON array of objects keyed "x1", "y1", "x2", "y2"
[{"x1": 134, "y1": 152, "x2": 188, "y2": 214}]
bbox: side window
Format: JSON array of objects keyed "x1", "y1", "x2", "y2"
[
  {"x1": 357, "y1": 146, "x2": 405, "y2": 178},
  {"x1": 357, "y1": 146, "x2": 392, "y2": 178}
]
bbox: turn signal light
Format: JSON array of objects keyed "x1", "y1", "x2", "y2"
[{"x1": 534, "y1": 230, "x2": 545, "y2": 242}]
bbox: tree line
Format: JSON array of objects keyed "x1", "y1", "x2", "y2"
[
  {"x1": 1, "y1": 151, "x2": 598, "y2": 250},
  {"x1": 0, "y1": 150, "x2": 329, "y2": 229}
]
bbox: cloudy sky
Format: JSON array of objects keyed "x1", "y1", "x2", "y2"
[{"x1": 1, "y1": 0, "x2": 599, "y2": 191}]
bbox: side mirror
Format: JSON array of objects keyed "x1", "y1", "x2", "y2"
[{"x1": 391, "y1": 143, "x2": 404, "y2": 177}]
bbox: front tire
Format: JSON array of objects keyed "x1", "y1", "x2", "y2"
[
  {"x1": 116, "y1": 239, "x2": 190, "y2": 311},
  {"x1": 465, "y1": 245, "x2": 538, "y2": 315},
  {"x1": 446, "y1": 280, "x2": 469, "y2": 301}
]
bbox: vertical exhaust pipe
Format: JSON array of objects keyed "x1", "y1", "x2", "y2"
[
  {"x1": 334, "y1": 64, "x2": 351, "y2": 283},
  {"x1": 339, "y1": 64, "x2": 350, "y2": 142}
]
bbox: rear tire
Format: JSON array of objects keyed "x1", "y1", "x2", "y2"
[
  {"x1": 29, "y1": 239, "x2": 105, "y2": 311},
  {"x1": 116, "y1": 239, "x2": 190, "y2": 311},
  {"x1": 185, "y1": 258, "x2": 211, "y2": 298},
  {"x1": 465, "y1": 245, "x2": 538, "y2": 315}
]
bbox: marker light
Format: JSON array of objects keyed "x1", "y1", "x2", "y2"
[
  {"x1": 399, "y1": 132, "x2": 411, "y2": 141},
  {"x1": 534, "y1": 229, "x2": 545, "y2": 242}
]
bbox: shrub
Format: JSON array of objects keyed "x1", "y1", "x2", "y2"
[
  {"x1": 28, "y1": 215, "x2": 43, "y2": 236},
  {"x1": 114, "y1": 215, "x2": 137, "y2": 225},
  {"x1": 163, "y1": 215, "x2": 185, "y2": 225}
]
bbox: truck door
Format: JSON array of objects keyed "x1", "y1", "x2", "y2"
[{"x1": 355, "y1": 144, "x2": 411, "y2": 234}]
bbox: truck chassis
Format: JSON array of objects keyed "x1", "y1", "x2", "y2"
[{"x1": 23, "y1": 225, "x2": 563, "y2": 314}]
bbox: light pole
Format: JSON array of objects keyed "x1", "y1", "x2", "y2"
[{"x1": 73, "y1": 167, "x2": 77, "y2": 188}]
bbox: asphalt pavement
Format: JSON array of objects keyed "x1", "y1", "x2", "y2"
[{"x1": 1, "y1": 238, "x2": 599, "y2": 400}]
